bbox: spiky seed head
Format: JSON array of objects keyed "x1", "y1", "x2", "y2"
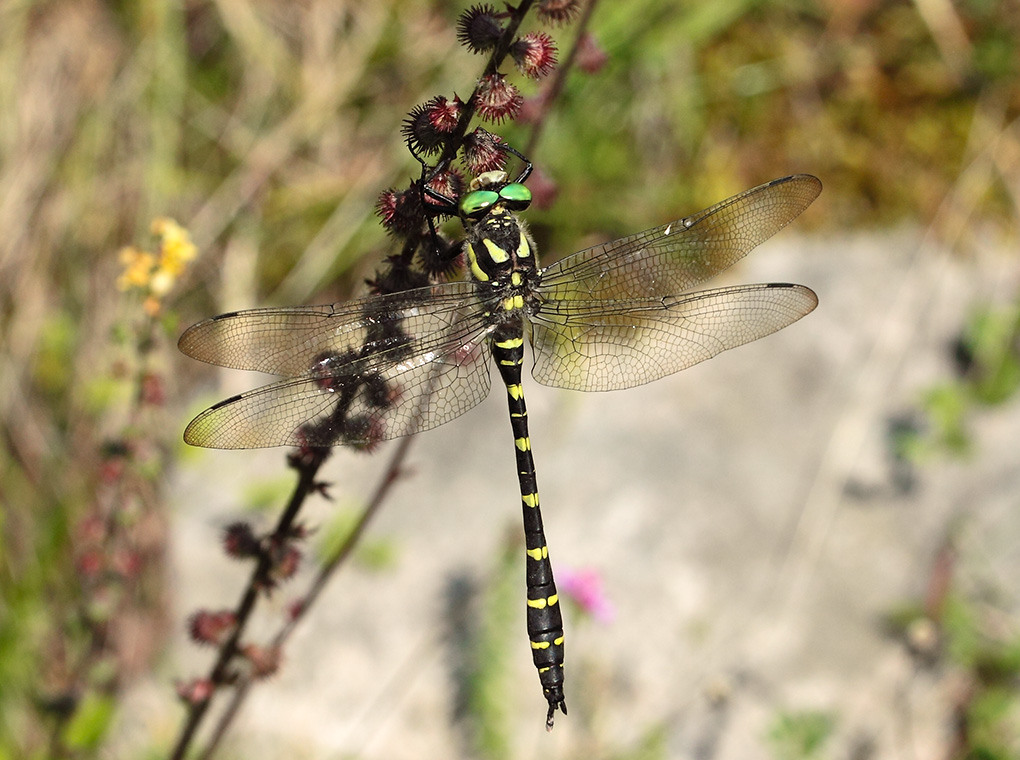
[
  {"x1": 376, "y1": 187, "x2": 424, "y2": 236},
  {"x1": 223, "y1": 521, "x2": 260, "y2": 559},
  {"x1": 461, "y1": 128, "x2": 507, "y2": 174},
  {"x1": 536, "y1": 0, "x2": 581, "y2": 25},
  {"x1": 457, "y1": 4, "x2": 503, "y2": 53},
  {"x1": 511, "y1": 32, "x2": 558, "y2": 79},
  {"x1": 425, "y1": 167, "x2": 463, "y2": 207},
  {"x1": 420, "y1": 237, "x2": 464, "y2": 280},
  {"x1": 401, "y1": 96, "x2": 462, "y2": 155},
  {"x1": 474, "y1": 73, "x2": 522, "y2": 123},
  {"x1": 188, "y1": 610, "x2": 238, "y2": 646}
]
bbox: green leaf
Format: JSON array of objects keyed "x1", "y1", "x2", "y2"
[{"x1": 63, "y1": 692, "x2": 115, "y2": 750}]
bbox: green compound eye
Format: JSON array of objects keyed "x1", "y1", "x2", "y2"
[
  {"x1": 460, "y1": 189, "x2": 499, "y2": 218},
  {"x1": 499, "y1": 183, "x2": 532, "y2": 209}
]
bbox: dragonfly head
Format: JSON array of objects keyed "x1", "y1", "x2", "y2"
[{"x1": 460, "y1": 172, "x2": 533, "y2": 221}]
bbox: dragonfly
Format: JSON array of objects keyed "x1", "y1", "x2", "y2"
[{"x1": 179, "y1": 165, "x2": 821, "y2": 728}]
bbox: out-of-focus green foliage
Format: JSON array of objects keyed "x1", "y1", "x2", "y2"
[
  {"x1": 901, "y1": 302, "x2": 1020, "y2": 459},
  {"x1": 766, "y1": 709, "x2": 835, "y2": 760},
  {"x1": 516, "y1": 0, "x2": 1020, "y2": 256}
]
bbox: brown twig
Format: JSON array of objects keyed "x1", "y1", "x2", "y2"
[
  {"x1": 197, "y1": 435, "x2": 414, "y2": 760},
  {"x1": 168, "y1": 447, "x2": 330, "y2": 760}
]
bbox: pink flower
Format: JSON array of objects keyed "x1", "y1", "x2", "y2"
[{"x1": 558, "y1": 566, "x2": 615, "y2": 623}]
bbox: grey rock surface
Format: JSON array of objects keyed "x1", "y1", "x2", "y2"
[{"x1": 161, "y1": 229, "x2": 1020, "y2": 758}]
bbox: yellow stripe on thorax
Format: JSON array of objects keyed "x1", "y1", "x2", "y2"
[
  {"x1": 466, "y1": 242, "x2": 489, "y2": 282},
  {"x1": 482, "y1": 238, "x2": 510, "y2": 264},
  {"x1": 517, "y1": 232, "x2": 531, "y2": 258}
]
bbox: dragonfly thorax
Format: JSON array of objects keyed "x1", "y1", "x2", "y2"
[{"x1": 464, "y1": 206, "x2": 539, "y2": 296}]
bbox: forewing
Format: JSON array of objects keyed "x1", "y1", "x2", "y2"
[
  {"x1": 179, "y1": 282, "x2": 482, "y2": 376},
  {"x1": 536, "y1": 175, "x2": 821, "y2": 301},
  {"x1": 529, "y1": 283, "x2": 817, "y2": 391},
  {"x1": 181, "y1": 282, "x2": 496, "y2": 448}
]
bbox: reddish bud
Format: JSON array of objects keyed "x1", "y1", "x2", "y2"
[
  {"x1": 457, "y1": 4, "x2": 503, "y2": 53},
  {"x1": 537, "y1": 0, "x2": 581, "y2": 25},
  {"x1": 140, "y1": 372, "x2": 165, "y2": 405},
  {"x1": 271, "y1": 545, "x2": 301, "y2": 581},
  {"x1": 111, "y1": 549, "x2": 142, "y2": 578},
  {"x1": 288, "y1": 598, "x2": 306, "y2": 621},
  {"x1": 176, "y1": 678, "x2": 214, "y2": 704},
  {"x1": 575, "y1": 33, "x2": 608, "y2": 74},
  {"x1": 241, "y1": 644, "x2": 281, "y2": 679},
  {"x1": 511, "y1": 32, "x2": 558, "y2": 79},
  {"x1": 223, "y1": 522, "x2": 260, "y2": 559},
  {"x1": 77, "y1": 550, "x2": 105, "y2": 579},
  {"x1": 286, "y1": 522, "x2": 313, "y2": 541},
  {"x1": 77, "y1": 514, "x2": 106, "y2": 544},
  {"x1": 474, "y1": 74, "x2": 522, "y2": 124},
  {"x1": 188, "y1": 609, "x2": 238, "y2": 646}
]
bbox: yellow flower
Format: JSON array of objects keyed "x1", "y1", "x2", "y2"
[
  {"x1": 153, "y1": 218, "x2": 197, "y2": 277},
  {"x1": 117, "y1": 246, "x2": 157, "y2": 291},
  {"x1": 116, "y1": 218, "x2": 197, "y2": 307}
]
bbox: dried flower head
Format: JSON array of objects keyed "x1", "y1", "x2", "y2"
[
  {"x1": 474, "y1": 73, "x2": 523, "y2": 124},
  {"x1": 511, "y1": 32, "x2": 558, "y2": 79},
  {"x1": 457, "y1": 4, "x2": 504, "y2": 53},
  {"x1": 536, "y1": 0, "x2": 581, "y2": 26},
  {"x1": 376, "y1": 187, "x2": 424, "y2": 236}
]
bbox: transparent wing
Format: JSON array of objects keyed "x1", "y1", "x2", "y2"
[
  {"x1": 180, "y1": 282, "x2": 496, "y2": 449},
  {"x1": 536, "y1": 175, "x2": 821, "y2": 300},
  {"x1": 529, "y1": 284, "x2": 817, "y2": 392},
  {"x1": 179, "y1": 282, "x2": 482, "y2": 376}
]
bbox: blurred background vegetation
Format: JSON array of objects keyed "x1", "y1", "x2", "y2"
[{"x1": 1, "y1": 0, "x2": 1019, "y2": 758}]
